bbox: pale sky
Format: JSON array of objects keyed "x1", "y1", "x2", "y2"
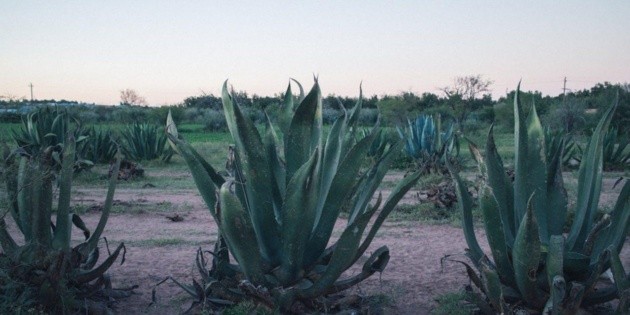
[{"x1": 1, "y1": 1, "x2": 629, "y2": 105}]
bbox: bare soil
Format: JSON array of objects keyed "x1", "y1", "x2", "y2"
[{"x1": 5, "y1": 172, "x2": 629, "y2": 314}]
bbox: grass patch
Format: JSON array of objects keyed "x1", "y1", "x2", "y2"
[
  {"x1": 432, "y1": 291, "x2": 475, "y2": 315},
  {"x1": 127, "y1": 238, "x2": 189, "y2": 247}
]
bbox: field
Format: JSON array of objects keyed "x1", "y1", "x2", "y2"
[{"x1": 1, "y1": 121, "x2": 629, "y2": 314}]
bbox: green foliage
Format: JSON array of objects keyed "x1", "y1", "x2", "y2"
[
  {"x1": 165, "y1": 80, "x2": 421, "y2": 312},
  {"x1": 397, "y1": 114, "x2": 460, "y2": 174},
  {"x1": 0, "y1": 138, "x2": 129, "y2": 313},
  {"x1": 120, "y1": 122, "x2": 175, "y2": 162},
  {"x1": 451, "y1": 85, "x2": 630, "y2": 314},
  {"x1": 603, "y1": 126, "x2": 630, "y2": 171}
]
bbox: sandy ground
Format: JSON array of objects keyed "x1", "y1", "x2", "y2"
[{"x1": 3, "y1": 172, "x2": 629, "y2": 314}]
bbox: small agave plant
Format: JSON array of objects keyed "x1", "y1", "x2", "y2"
[
  {"x1": 165, "y1": 79, "x2": 420, "y2": 312},
  {"x1": 451, "y1": 85, "x2": 630, "y2": 314},
  {"x1": 0, "y1": 134, "x2": 130, "y2": 313},
  {"x1": 397, "y1": 114, "x2": 459, "y2": 174},
  {"x1": 120, "y1": 122, "x2": 174, "y2": 162}
]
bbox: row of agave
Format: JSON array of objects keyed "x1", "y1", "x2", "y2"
[
  {"x1": 451, "y1": 85, "x2": 630, "y2": 314},
  {"x1": 12, "y1": 107, "x2": 174, "y2": 169},
  {"x1": 1, "y1": 79, "x2": 628, "y2": 314}
]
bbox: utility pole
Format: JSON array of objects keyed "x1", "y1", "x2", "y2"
[
  {"x1": 561, "y1": 77, "x2": 568, "y2": 103},
  {"x1": 29, "y1": 82, "x2": 34, "y2": 103}
]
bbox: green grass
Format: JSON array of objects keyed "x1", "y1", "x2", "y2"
[
  {"x1": 432, "y1": 291, "x2": 475, "y2": 315},
  {"x1": 126, "y1": 238, "x2": 191, "y2": 247},
  {"x1": 0, "y1": 123, "x2": 21, "y2": 143}
]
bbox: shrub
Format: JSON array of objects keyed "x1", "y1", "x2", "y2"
[
  {"x1": 202, "y1": 109, "x2": 228, "y2": 132},
  {"x1": 164, "y1": 80, "x2": 420, "y2": 312}
]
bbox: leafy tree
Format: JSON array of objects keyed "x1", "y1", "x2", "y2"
[
  {"x1": 119, "y1": 89, "x2": 147, "y2": 106},
  {"x1": 440, "y1": 75, "x2": 493, "y2": 132}
]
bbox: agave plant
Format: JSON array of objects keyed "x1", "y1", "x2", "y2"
[
  {"x1": 164, "y1": 80, "x2": 420, "y2": 312},
  {"x1": 396, "y1": 114, "x2": 459, "y2": 174},
  {"x1": 81, "y1": 126, "x2": 119, "y2": 164},
  {"x1": 0, "y1": 135, "x2": 130, "y2": 313},
  {"x1": 12, "y1": 106, "x2": 93, "y2": 172},
  {"x1": 544, "y1": 127, "x2": 581, "y2": 168},
  {"x1": 603, "y1": 126, "x2": 630, "y2": 171},
  {"x1": 120, "y1": 122, "x2": 174, "y2": 162},
  {"x1": 451, "y1": 86, "x2": 630, "y2": 314}
]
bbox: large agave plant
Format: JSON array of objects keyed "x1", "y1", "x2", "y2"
[
  {"x1": 451, "y1": 85, "x2": 630, "y2": 314},
  {"x1": 397, "y1": 114, "x2": 459, "y2": 174},
  {"x1": 165, "y1": 80, "x2": 420, "y2": 312},
  {"x1": 120, "y1": 122, "x2": 174, "y2": 162},
  {"x1": 0, "y1": 135, "x2": 129, "y2": 313}
]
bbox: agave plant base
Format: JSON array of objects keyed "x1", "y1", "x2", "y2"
[{"x1": 156, "y1": 239, "x2": 391, "y2": 314}]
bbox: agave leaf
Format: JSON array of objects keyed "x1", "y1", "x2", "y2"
[
  {"x1": 591, "y1": 179, "x2": 630, "y2": 260},
  {"x1": 279, "y1": 149, "x2": 320, "y2": 284},
  {"x1": 546, "y1": 139, "x2": 568, "y2": 237},
  {"x1": 485, "y1": 125, "x2": 515, "y2": 244},
  {"x1": 322, "y1": 246, "x2": 390, "y2": 295},
  {"x1": 17, "y1": 157, "x2": 33, "y2": 241},
  {"x1": 263, "y1": 114, "x2": 286, "y2": 221},
  {"x1": 304, "y1": 131, "x2": 377, "y2": 265},
  {"x1": 480, "y1": 185, "x2": 514, "y2": 286},
  {"x1": 355, "y1": 168, "x2": 421, "y2": 262},
  {"x1": 347, "y1": 140, "x2": 400, "y2": 225},
  {"x1": 53, "y1": 136, "x2": 76, "y2": 250},
  {"x1": 546, "y1": 235, "x2": 564, "y2": 289},
  {"x1": 567, "y1": 100, "x2": 617, "y2": 251},
  {"x1": 0, "y1": 219, "x2": 17, "y2": 254},
  {"x1": 285, "y1": 81, "x2": 321, "y2": 183},
  {"x1": 513, "y1": 83, "x2": 530, "y2": 231},
  {"x1": 346, "y1": 84, "x2": 363, "y2": 129},
  {"x1": 482, "y1": 263, "x2": 505, "y2": 312},
  {"x1": 550, "y1": 275, "x2": 566, "y2": 315},
  {"x1": 301, "y1": 196, "x2": 379, "y2": 299},
  {"x1": 222, "y1": 83, "x2": 280, "y2": 263},
  {"x1": 610, "y1": 248, "x2": 630, "y2": 292},
  {"x1": 315, "y1": 111, "x2": 346, "y2": 223},
  {"x1": 74, "y1": 243, "x2": 125, "y2": 284},
  {"x1": 219, "y1": 182, "x2": 268, "y2": 286},
  {"x1": 524, "y1": 104, "x2": 549, "y2": 242},
  {"x1": 165, "y1": 110, "x2": 180, "y2": 155},
  {"x1": 86, "y1": 154, "x2": 120, "y2": 253},
  {"x1": 512, "y1": 195, "x2": 543, "y2": 308},
  {"x1": 450, "y1": 165, "x2": 484, "y2": 265}
]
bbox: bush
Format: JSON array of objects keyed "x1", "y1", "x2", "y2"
[{"x1": 202, "y1": 109, "x2": 228, "y2": 132}]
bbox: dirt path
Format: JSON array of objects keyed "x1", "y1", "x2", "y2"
[{"x1": 65, "y1": 183, "x2": 630, "y2": 315}]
